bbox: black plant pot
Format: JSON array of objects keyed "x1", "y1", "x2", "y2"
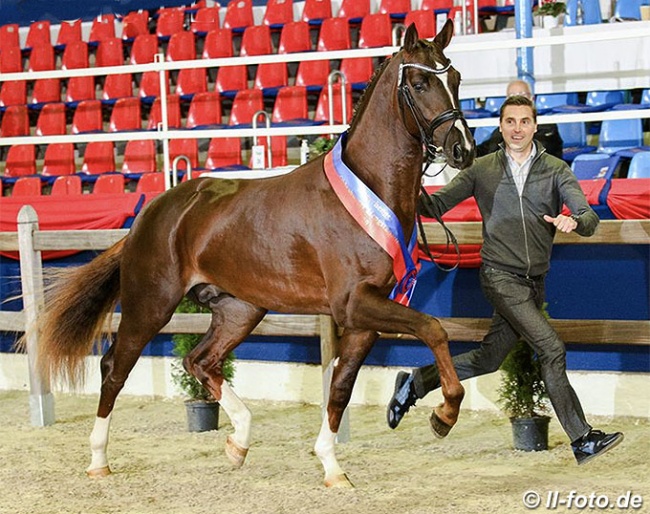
[
  {"x1": 510, "y1": 416, "x2": 550, "y2": 451},
  {"x1": 185, "y1": 401, "x2": 220, "y2": 432}
]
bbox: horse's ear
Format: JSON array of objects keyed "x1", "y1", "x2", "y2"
[
  {"x1": 433, "y1": 18, "x2": 454, "y2": 50},
  {"x1": 403, "y1": 23, "x2": 419, "y2": 52}
]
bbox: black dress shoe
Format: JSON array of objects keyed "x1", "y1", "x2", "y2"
[
  {"x1": 386, "y1": 371, "x2": 417, "y2": 429},
  {"x1": 571, "y1": 429, "x2": 624, "y2": 465}
]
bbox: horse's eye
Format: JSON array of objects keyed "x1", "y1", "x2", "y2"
[{"x1": 412, "y1": 82, "x2": 425, "y2": 92}]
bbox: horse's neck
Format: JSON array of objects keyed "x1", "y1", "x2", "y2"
[{"x1": 344, "y1": 63, "x2": 423, "y2": 222}]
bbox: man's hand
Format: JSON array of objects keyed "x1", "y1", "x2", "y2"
[{"x1": 543, "y1": 214, "x2": 577, "y2": 233}]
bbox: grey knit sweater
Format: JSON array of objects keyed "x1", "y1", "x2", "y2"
[{"x1": 420, "y1": 143, "x2": 600, "y2": 277}]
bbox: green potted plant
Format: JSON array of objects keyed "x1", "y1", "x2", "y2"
[
  {"x1": 536, "y1": 0, "x2": 567, "y2": 28},
  {"x1": 497, "y1": 306, "x2": 551, "y2": 451},
  {"x1": 172, "y1": 297, "x2": 236, "y2": 432},
  {"x1": 308, "y1": 136, "x2": 337, "y2": 160}
]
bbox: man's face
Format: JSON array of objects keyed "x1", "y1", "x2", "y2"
[{"x1": 499, "y1": 105, "x2": 537, "y2": 153}]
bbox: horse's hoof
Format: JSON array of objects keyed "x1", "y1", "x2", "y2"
[
  {"x1": 429, "y1": 409, "x2": 453, "y2": 439},
  {"x1": 86, "y1": 466, "x2": 111, "y2": 478},
  {"x1": 324, "y1": 473, "x2": 354, "y2": 488},
  {"x1": 225, "y1": 435, "x2": 249, "y2": 468}
]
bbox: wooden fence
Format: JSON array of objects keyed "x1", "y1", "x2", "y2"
[{"x1": 1, "y1": 206, "x2": 649, "y2": 428}]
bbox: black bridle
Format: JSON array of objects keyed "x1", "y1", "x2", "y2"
[{"x1": 397, "y1": 60, "x2": 465, "y2": 271}]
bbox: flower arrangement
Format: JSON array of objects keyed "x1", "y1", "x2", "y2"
[{"x1": 537, "y1": 0, "x2": 567, "y2": 16}]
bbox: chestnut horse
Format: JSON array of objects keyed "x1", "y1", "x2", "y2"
[{"x1": 30, "y1": 21, "x2": 474, "y2": 487}]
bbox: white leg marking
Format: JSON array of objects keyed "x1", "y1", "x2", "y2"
[
  {"x1": 314, "y1": 416, "x2": 351, "y2": 487},
  {"x1": 87, "y1": 414, "x2": 112, "y2": 476},
  {"x1": 219, "y1": 381, "x2": 251, "y2": 450}
]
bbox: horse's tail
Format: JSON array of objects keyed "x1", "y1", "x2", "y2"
[{"x1": 20, "y1": 238, "x2": 127, "y2": 388}]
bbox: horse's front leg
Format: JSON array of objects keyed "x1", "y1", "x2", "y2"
[
  {"x1": 347, "y1": 288, "x2": 465, "y2": 437},
  {"x1": 314, "y1": 329, "x2": 378, "y2": 488}
]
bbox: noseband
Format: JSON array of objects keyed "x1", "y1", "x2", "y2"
[{"x1": 397, "y1": 61, "x2": 465, "y2": 166}]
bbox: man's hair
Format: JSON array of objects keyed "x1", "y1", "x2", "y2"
[{"x1": 499, "y1": 95, "x2": 537, "y2": 122}]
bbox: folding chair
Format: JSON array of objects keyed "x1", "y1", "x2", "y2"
[
  {"x1": 71, "y1": 100, "x2": 103, "y2": 134},
  {"x1": 36, "y1": 103, "x2": 67, "y2": 136},
  {"x1": 571, "y1": 153, "x2": 620, "y2": 180},
  {"x1": 51, "y1": 174, "x2": 82, "y2": 195},
  {"x1": 81, "y1": 141, "x2": 116, "y2": 174},
  {"x1": 135, "y1": 172, "x2": 166, "y2": 193},
  {"x1": 191, "y1": 6, "x2": 221, "y2": 35},
  {"x1": 186, "y1": 91, "x2": 223, "y2": 128},
  {"x1": 262, "y1": 0, "x2": 296, "y2": 28},
  {"x1": 166, "y1": 31, "x2": 197, "y2": 62},
  {"x1": 156, "y1": 7, "x2": 186, "y2": 39},
  {"x1": 25, "y1": 20, "x2": 52, "y2": 49},
  {"x1": 0, "y1": 105, "x2": 29, "y2": 137},
  {"x1": 11, "y1": 176, "x2": 42, "y2": 197},
  {"x1": 147, "y1": 95, "x2": 182, "y2": 129},
  {"x1": 357, "y1": 13, "x2": 393, "y2": 48},
  {"x1": 4, "y1": 144, "x2": 37, "y2": 177},
  {"x1": 89, "y1": 14, "x2": 116, "y2": 44},
  {"x1": 301, "y1": 0, "x2": 333, "y2": 23},
  {"x1": 122, "y1": 139, "x2": 157, "y2": 174},
  {"x1": 109, "y1": 96, "x2": 142, "y2": 132},
  {"x1": 93, "y1": 173, "x2": 126, "y2": 194},
  {"x1": 627, "y1": 152, "x2": 650, "y2": 179},
  {"x1": 228, "y1": 89, "x2": 265, "y2": 126},
  {"x1": 121, "y1": 10, "x2": 150, "y2": 40},
  {"x1": 42, "y1": 143, "x2": 76, "y2": 176},
  {"x1": 205, "y1": 137, "x2": 243, "y2": 168},
  {"x1": 223, "y1": 0, "x2": 255, "y2": 31}
]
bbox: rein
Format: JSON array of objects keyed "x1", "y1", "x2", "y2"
[{"x1": 397, "y1": 60, "x2": 464, "y2": 271}]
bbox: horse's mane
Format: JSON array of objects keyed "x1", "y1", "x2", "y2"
[{"x1": 348, "y1": 54, "x2": 397, "y2": 129}]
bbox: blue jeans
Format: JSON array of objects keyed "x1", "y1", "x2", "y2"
[{"x1": 413, "y1": 265, "x2": 591, "y2": 442}]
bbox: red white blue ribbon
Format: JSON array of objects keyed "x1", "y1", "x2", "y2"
[{"x1": 323, "y1": 133, "x2": 419, "y2": 306}]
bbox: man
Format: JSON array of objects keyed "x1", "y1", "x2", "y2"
[
  {"x1": 477, "y1": 80, "x2": 564, "y2": 160},
  {"x1": 387, "y1": 95, "x2": 623, "y2": 465}
]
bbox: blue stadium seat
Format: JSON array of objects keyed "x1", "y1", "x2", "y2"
[
  {"x1": 597, "y1": 118, "x2": 650, "y2": 157},
  {"x1": 627, "y1": 152, "x2": 650, "y2": 179},
  {"x1": 565, "y1": 0, "x2": 602, "y2": 25},
  {"x1": 571, "y1": 153, "x2": 621, "y2": 180},
  {"x1": 557, "y1": 121, "x2": 597, "y2": 163}
]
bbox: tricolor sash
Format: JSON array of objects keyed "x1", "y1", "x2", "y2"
[{"x1": 323, "y1": 133, "x2": 419, "y2": 306}]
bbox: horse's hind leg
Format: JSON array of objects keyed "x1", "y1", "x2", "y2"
[
  {"x1": 87, "y1": 291, "x2": 182, "y2": 477},
  {"x1": 182, "y1": 292, "x2": 267, "y2": 468},
  {"x1": 314, "y1": 329, "x2": 378, "y2": 488}
]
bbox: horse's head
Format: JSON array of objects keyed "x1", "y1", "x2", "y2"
[{"x1": 398, "y1": 21, "x2": 475, "y2": 170}]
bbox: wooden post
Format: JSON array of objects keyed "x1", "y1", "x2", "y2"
[
  {"x1": 17, "y1": 206, "x2": 55, "y2": 427},
  {"x1": 319, "y1": 315, "x2": 349, "y2": 443}
]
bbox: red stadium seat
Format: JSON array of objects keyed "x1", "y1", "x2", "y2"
[
  {"x1": 317, "y1": 17, "x2": 351, "y2": 51},
  {"x1": 135, "y1": 172, "x2": 165, "y2": 193},
  {"x1": 89, "y1": 14, "x2": 116, "y2": 44},
  {"x1": 122, "y1": 140, "x2": 157, "y2": 174},
  {"x1": 65, "y1": 77, "x2": 96, "y2": 104},
  {"x1": 1, "y1": 105, "x2": 29, "y2": 137},
  {"x1": 0, "y1": 45, "x2": 22, "y2": 73},
  {"x1": 404, "y1": 10, "x2": 436, "y2": 39},
  {"x1": 51, "y1": 174, "x2": 83, "y2": 195},
  {"x1": 26, "y1": 20, "x2": 52, "y2": 49},
  {"x1": 130, "y1": 34, "x2": 160, "y2": 64},
  {"x1": 42, "y1": 143, "x2": 76, "y2": 176},
  {"x1": 241, "y1": 25, "x2": 274, "y2": 57},
  {"x1": 262, "y1": 0, "x2": 295, "y2": 27},
  {"x1": 96, "y1": 37, "x2": 125, "y2": 67},
  {"x1": 0, "y1": 81, "x2": 27, "y2": 107},
  {"x1": 56, "y1": 19, "x2": 82, "y2": 48},
  {"x1": 186, "y1": 91, "x2": 223, "y2": 128},
  {"x1": 191, "y1": 7, "x2": 221, "y2": 34},
  {"x1": 61, "y1": 40, "x2": 89, "y2": 70},
  {"x1": 229, "y1": 89, "x2": 264, "y2": 126},
  {"x1": 205, "y1": 137, "x2": 242, "y2": 168},
  {"x1": 202, "y1": 28, "x2": 234, "y2": 59},
  {"x1": 156, "y1": 8, "x2": 185, "y2": 38},
  {"x1": 223, "y1": 0, "x2": 255, "y2": 30},
  {"x1": 71, "y1": 100, "x2": 103, "y2": 134},
  {"x1": 378, "y1": 0, "x2": 411, "y2": 15},
  {"x1": 295, "y1": 60, "x2": 330, "y2": 88},
  {"x1": 215, "y1": 65, "x2": 249, "y2": 94},
  {"x1": 340, "y1": 57, "x2": 374, "y2": 87},
  {"x1": 27, "y1": 43, "x2": 55, "y2": 72},
  {"x1": 272, "y1": 86, "x2": 309, "y2": 122},
  {"x1": 81, "y1": 141, "x2": 116, "y2": 174},
  {"x1": 121, "y1": 10, "x2": 150, "y2": 40},
  {"x1": 166, "y1": 31, "x2": 196, "y2": 62},
  {"x1": 337, "y1": 0, "x2": 371, "y2": 19},
  {"x1": 36, "y1": 103, "x2": 67, "y2": 136},
  {"x1": 176, "y1": 68, "x2": 208, "y2": 97},
  {"x1": 11, "y1": 176, "x2": 42, "y2": 197},
  {"x1": 147, "y1": 94, "x2": 182, "y2": 129},
  {"x1": 31, "y1": 79, "x2": 62, "y2": 106},
  {"x1": 168, "y1": 138, "x2": 199, "y2": 170},
  {"x1": 138, "y1": 71, "x2": 171, "y2": 99},
  {"x1": 278, "y1": 21, "x2": 312, "y2": 54},
  {"x1": 0, "y1": 24, "x2": 20, "y2": 52},
  {"x1": 93, "y1": 173, "x2": 126, "y2": 194},
  {"x1": 315, "y1": 83, "x2": 353, "y2": 124},
  {"x1": 102, "y1": 73, "x2": 134, "y2": 101},
  {"x1": 109, "y1": 97, "x2": 142, "y2": 132},
  {"x1": 301, "y1": 0, "x2": 333, "y2": 22},
  {"x1": 358, "y1": 13, "x2": 393, "y2": 48},
  {"x1": 255, "y1": 63, "x2": 288, "y2": 91},
  {"x1": 4, "y1": 144, "x2": 37, "y2": 177},
  {"x1": 249, "y1": 135, "x2": 288, "y2": 167}
]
